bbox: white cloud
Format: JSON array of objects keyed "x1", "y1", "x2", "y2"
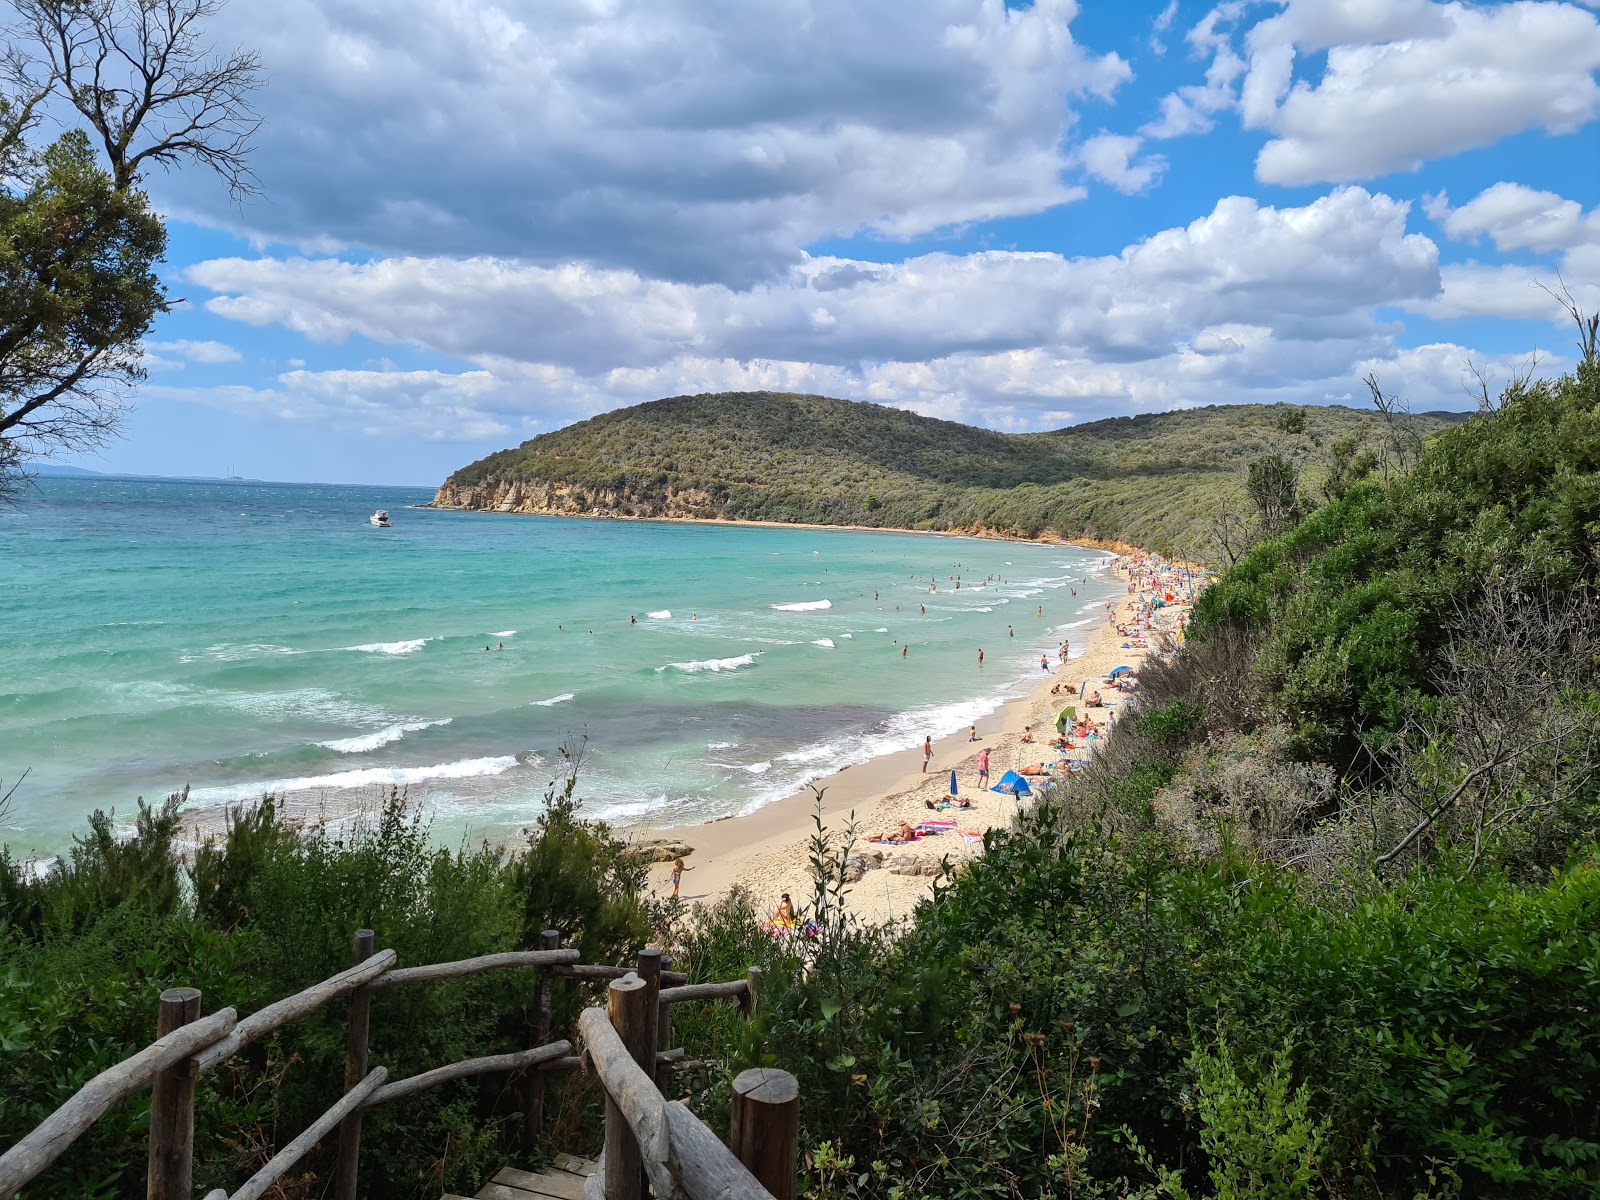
[
  {"x1": 1412, "y1": 263, "x2": 1600, "y2": 323},
  {"x1": 1075, "y1": 133, "x2": 1168, "y2": 193},
  {"x1": 1150, "y1": 0, "x2": 1181, "y2": 53},
  {"x1": 1236, "y1": 0, "x2": 1600, "y2": 185},
  {"x1": 190, "y1": 187, "x2": 1438, "y2": 375},
  {"x1": 1425, "y1": 183, "x2": 1600, "y2": 254},
  {"x1": 152, "y1": 0, "x2": 1131, "y2": 283},
  {"x1": 1142, "y1": 47, "x2": 1244, "y2": 138},
  {"x1": 177, "y1": 186, "x2": 1469, "y2": 437},
  {"x1": 145, "y1": 339, "x2": 244, "y2": 365},
  {"x1": 149, "y1": 366, "x2": 514, "y2": 442}
]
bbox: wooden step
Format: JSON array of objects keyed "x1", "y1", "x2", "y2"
[{"x1": 469, "y1": 1159, "x2": 598, "y2": 1200}]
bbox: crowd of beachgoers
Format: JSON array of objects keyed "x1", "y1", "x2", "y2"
[{"x1": 647, "y1": 552, "x2": 1209, "y2": 926}]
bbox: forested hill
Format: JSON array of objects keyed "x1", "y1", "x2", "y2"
[{"x1": 433, "y1": 392, "x2": 1466, "y2": 555}]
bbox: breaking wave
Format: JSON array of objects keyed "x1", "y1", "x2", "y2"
[
  {"x1": 343, "y1": 638, "x2": 432, "y2": 656},
  {"x1": 188, "y1": 754, "x2": 527, "y2": 805},
  {"x1": 318, "y1": 718, "x2": 452, "y2": 753},
  {"x1": 657, "y1": 653, "x2": 760, "y2": 674}
]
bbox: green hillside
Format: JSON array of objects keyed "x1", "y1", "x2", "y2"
[{"x1": 435, "y1": 392, "x2": 1466, "y2": 555}]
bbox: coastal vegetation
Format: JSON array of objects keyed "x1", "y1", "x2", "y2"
[
  {"x1": 434, "y1": 393, "x2": 1465, "y2": 558},
  {"x1": 8, "y1": 339, "x2": 1600, "y2": 1198}
]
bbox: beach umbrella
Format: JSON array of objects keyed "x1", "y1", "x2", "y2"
[{"x1": 949, "y1": 769, "x2": 958, "y2": 796}]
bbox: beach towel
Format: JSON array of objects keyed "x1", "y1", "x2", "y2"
[
  {"x1": 918, "y1": 818, "x2": 958, "y2": 827},
  {"x1": 960, "y1": 830, "x2": 984, "y2": 845}
]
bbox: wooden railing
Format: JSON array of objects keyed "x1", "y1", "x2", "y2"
[{"x1": 0, "y1": 932, "x2": 796, "y2": 1200}]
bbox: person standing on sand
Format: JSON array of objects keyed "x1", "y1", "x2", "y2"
[
  {"x1": 923, "y1": 735, "x2": 933, "y2": 773},
  {"x1": 978, "y1": 747, "x2": 990, "y2": 788},
  {"x1": 670, "y1": 858, "x2": 693, "y2": 898}
]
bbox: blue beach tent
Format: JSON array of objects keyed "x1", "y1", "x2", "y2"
[
  {"x1": 993, "y1": 770, "x2": 1032, "y2": 796},
  {"x1": 1109, "y1": 665, "x2": 1133, "y2": 678}
]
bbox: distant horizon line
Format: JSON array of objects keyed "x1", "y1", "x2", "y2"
[{"x1": 26, "y1": 463, "x2": 435, "y2": 490}]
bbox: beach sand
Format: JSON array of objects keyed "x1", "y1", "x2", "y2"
[{"x1": 642, "y1": 557, "x2": 1198, "y2": 925}]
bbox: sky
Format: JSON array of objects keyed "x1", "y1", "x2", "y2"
[{"x1": 45, "y1": 0, "x2": 1600, "y2": 486}]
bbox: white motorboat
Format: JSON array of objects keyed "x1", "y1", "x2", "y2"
[{"x1": 369, "y1": 510, "x2": 391, "y2": 527}]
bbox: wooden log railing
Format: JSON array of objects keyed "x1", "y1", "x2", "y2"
[
  {"x1": 579, "y1": 973, "x2": 799, "y2": 1200},
  {"x1": 0, "y1": 937, "x2": 792, "y2": 1200}
]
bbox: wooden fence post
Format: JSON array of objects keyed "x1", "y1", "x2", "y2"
[
  {"x1": 729, "y1": 1068, "x2": 800, "y2": 1200},
  {"x1": 602, "y1": 976, "x2": 648, "y2": 1200},
  {"x1": 635, "y1": 949, "x2": 662, "y2": 1085},
  {"x1": 334, "y1": 930, "x2": 374, "y2": 1200},
  {"x1": 523, "y1": 929, "x2": 561, "y2": 1148},
  {"x1": 741, "y1": 966, "x2": 762, "y2": 1017},
  {"x1": 147, "y1": 987, "x2": 201, "y2": 1200}
]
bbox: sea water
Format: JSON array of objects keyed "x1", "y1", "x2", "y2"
[{"x1": 0, "y1": 477, "x2": 1123, "y2": 858}]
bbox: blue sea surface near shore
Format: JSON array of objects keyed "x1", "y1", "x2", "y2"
[{"x1": 0, "y1": 477, "x2": 1122, "y2": 858}]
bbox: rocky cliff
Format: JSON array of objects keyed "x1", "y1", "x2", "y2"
[{"x1": 431, "y1": 477, "x2": 721, "y2": 520}]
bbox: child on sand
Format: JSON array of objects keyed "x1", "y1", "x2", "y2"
[{"x1": 670, "y1": 857, "x2": 693, "y2": 899}]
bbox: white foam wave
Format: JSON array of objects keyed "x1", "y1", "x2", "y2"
[
  {"x1": 811, "y1": 638, "x2": 835, "y2": 649},
  {"x1": 586, "y1": 793, "x2": 670, "y2": 823},
  {"x1": 218, "y1": 687, "x2": 393, "y2": 726},
  {"x1": 713, "y1": 761, "x2": 773, "y2": 775},
  {"x1": 770, "y1": 599, "x2": 832, "y2": 611},
  {"x1": 344, "y1": 638, "x2": 431, "y2": 655},
  {"x1": 874, "y1": 627, "x2": 888, "y2": 633},
  {"x1": 318, "y1": 718, "x2": 452, "y2": 754},
  {"x1": 180, "y1": 643, "x2": 305, "y2": 664},
  {"x1": 840, "y1": 633, "x2": 853, "y2": 639},
  {"x1": 657, "y1": 653, "x2": 760, "y2": 673},
  {"x1": 492, "y1": 630, "x2": 517, "y2": 638},
  {"x1": 530, "y1": 692, "x2": 576, "y2": 707},
  {"x1": 647, "y1": 610, "x2": 672, "y2": 619},
  {"x1": 706, "y1": 741, "x2": 737, "y2": 750},
  {"x1": 188, "y1": 755, "x2": 524, "y2": 805}
]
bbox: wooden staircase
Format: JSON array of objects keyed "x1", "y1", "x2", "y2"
[{"x1": 449, "y1": 1153, "x2": 597, "y2": 1200}]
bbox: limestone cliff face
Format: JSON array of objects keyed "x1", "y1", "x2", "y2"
[
  {"x1": 430, "y1": 477, "x2": 720, "y2": 520},
  {"x1": 428, "y1": 477, "x2": 1141, "y2": 553}
]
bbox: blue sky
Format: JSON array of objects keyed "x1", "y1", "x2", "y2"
[{"x1": 50, "y1": 0, "x2": 1600, "y2": 485}]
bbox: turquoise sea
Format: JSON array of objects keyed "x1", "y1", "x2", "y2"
[{"x1": 1, "y1": 477, "x2": 1121, "y2": 858}]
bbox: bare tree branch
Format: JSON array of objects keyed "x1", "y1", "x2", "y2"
[{"x1": 10, "y1": 0, "x2": 264, "y2": 199}]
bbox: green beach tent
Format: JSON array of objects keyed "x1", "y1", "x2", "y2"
[{"x1": 1056, "y1": 705, "x2": 1076, "y2": 731}]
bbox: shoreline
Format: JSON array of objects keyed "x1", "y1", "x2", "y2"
[
  {"x1": 638, "y1": 556, "x2": 1198, "y2": 925},
  {"x1": 425, "y1": 499, "x2": 1149, "y2": 558}
]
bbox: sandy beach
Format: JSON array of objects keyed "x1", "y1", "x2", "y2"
[{"x1": 641, "y1": 555, "x2": 1201, "y2": 925}]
